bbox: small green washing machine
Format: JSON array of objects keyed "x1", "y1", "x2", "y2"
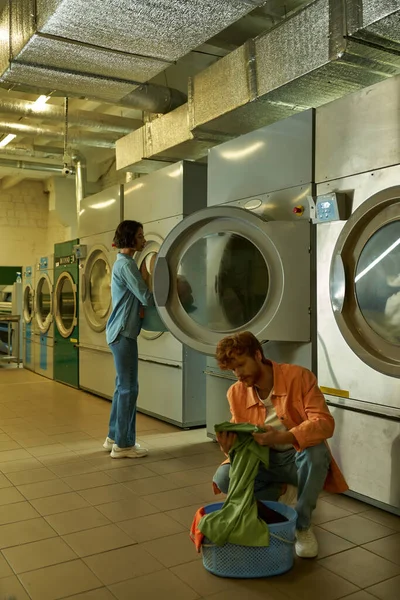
[{"x1": 53, "y1": 239, "x2": 79, "y2": 388}]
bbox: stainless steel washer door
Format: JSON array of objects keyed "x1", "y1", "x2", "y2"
[
  {"x1": 81, "y1": 245, "x2": 112, "y2": 333},
  {"x1": 153, "y1": 206, "x2": 311, "y2": 355},
  {"x1": 54, "y1": 272, "x2": 77, "y2": 338},
  {"x1": 35, "y1": 273, "x2": 53, "y2": 333},
  {"x1": 330, "y1": 186, "x2": 400, "y2": 377}
]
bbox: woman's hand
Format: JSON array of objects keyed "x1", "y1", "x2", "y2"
[{"x1": 216, "y1": 431, "x2": 237, "y2": 454}]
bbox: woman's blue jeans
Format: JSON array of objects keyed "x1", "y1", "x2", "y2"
[
  {"x1": 108, "y1": 334, "x2": 138, "y2": 448},
  {"x1": 213, "y1": 443, "x2": 331, "y2": 530}
]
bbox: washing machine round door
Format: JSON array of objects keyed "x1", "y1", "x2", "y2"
[
  {"x1": 23, "y1": 284, "x2": 34, "y2": 324},
  {"x1": 54, "y1": 272, "x2": 77, "y2": 338},
  {"x1": 135, "y1": 234, "x2": 166, "y2": 340},
  {"x1": 330, "y1": 186, "x2": 400, "y2": 377},
  {"x1": 153, "y1": 205, "x2": 311, "y2": 355},
  {"x1": 35, "y1": 273, "x2": 53, "y2": 333},
  {"x1": 81, "y1": 245, "x2": 112, "y2": 332}
]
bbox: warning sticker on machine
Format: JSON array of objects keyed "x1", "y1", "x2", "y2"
[{"x1": 320, "y1": 386, "x2": 349, "y2": 398}]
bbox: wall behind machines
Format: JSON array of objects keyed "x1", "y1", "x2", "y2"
[
  {"x1": 205, "y1": 110, "x2": 316, "y2": 436},
  {"x1": 315, "y1": 74, "x2": 400, "y2": 514},
  {"x1": 0, "y1": 179, "x2": 71, "y2": 265}
]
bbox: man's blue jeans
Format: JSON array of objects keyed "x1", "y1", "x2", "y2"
[
  {"x1": 108, "y1": 334, "x2": 139, "y2": 448},
  {"x1": 213, "y1": 443, "x2": 331, "y2": 530}
]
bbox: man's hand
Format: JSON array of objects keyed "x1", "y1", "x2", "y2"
[
  {"x1": 216, "y1": 431, "x2": 237, "y2": 454},
  {"x1": 253, "y1": 426, "x2": 295, "y2": 447}
]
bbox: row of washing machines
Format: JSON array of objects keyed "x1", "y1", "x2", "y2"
[{"x1": 22, "y1": 162, "x2": 207, "y2": 429}]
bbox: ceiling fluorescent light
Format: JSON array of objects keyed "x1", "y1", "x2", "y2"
[{"x1": 0, "y1": 134, "x2": 16, "y2": 147}]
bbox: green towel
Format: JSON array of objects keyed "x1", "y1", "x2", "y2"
[{"x1": 198, "y1": 421, "x2": 270, "y2": 547}]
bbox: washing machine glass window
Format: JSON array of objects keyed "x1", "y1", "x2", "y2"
[
  {"x1": 177, "y1": 232, "x2": 269, "y2": 331},
  {"x1": 140, "y1": 252, "x2": 157, "y2": 292},
  {"x1": 23, "y1": 285, "x2": 34, "y2": 323},
  {"x1": 355, "y1": 220, "x2": 400, "y2": 346},
  {"x1": 36, "y1": 274, "x2": 53, "y2": 332},
  {"x1": 82, "y1": 247, "x2": 112, "y2": 332},
  {"x1": 55, "y1": 272, "x2": 76, "y2": 338},
  {"x1": 139, "y1": 251, "x2": 163, "y2": 340}
]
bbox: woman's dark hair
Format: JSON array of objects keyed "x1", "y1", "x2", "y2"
[{"x1": 113, "y1": 220, "x2": 143, "y2": 249}]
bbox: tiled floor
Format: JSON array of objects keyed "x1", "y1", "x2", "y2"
[{"x1": 0, "y1": 367, "x2": 399, "y2": 600}]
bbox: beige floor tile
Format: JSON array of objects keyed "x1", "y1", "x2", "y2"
[
  {"x1": 17, "y1": 436, "x2": 59, "y2": 448},
  {"x1": 367, "y1": 575, "x2": 400, "y2": 600},
  {"x1": 45, "y1": 506, "x2": 111, "y2": 535},
  {"x1": 19, "y1": 559, "x2": 103, "y2": 600},
  {"x1": 62, "y1": 471, "x2": 115, "y2": 490},
  {"x1": 62, "y1": 589, "x2": 115, "y2": 600},
  {"x1": 338, "y1": 593, "x2": 379, "y2": 600},
  {"x1": 3, "y1": 536, "x2": 78, "y2": 573},
  {"x1": 274, "y1": 561, "x2": 358, "y2": 600},
  {"x1": 84, "y1": 544, "x2": 164, "y2": 585},
  {"x1": 6, "y1": 466, "x2": 58, "y2": 486},
  {"x1": 322, "y1": 493, "x2": 371, "y2": 514},
  {"x1": 146, "y1": 458, "x2": 193, "y2": 475},
  {"x1": 62, "y1": 523, "x2": 134, "y2": 557},
  {"x1": 142, "y1": 531, "x2": 201, "y2": 568},
  {"x1": 171, "y1": 559, "x2": 235, "y2": 596},
  {"x1": 320, "y1": 514, "x2": 396, "y2": 545},
  {"x1": 104, "y1": 464, "x2": 157, "y2": 483},
  {"x1": 0, "y1": 440, "x2": 22, "y2": 452},
  {"x1": 52, "y1": 432, "x2": 92, "y2": 443},
  {"x1": 362, "y1": 509, "x2": 400, "y2": 532},
  {"x1": 0, "y1": 456, "x2": 43, "y2": 473},
  {"x1": 0, "y1": 448, "x2": 32, "y2": 462},
  {"x1": 17, "y1": 478, "x2": 71, "y2": 500},
  {"x1": 312, "y1": 499, "x2": 353, "y2": 525},
  {"x1": 203, "y1": 588, "x2": 292, "y2": 600},
  {"x1": 61, "y1": 439, "x2": 102, "y2": 452},
  {"x1": 0, "y1": 485, "x2": 25, "y2": 505},
  {"x1": 143, "y1": 488, "x2": 202, "y2": 511},
  {"x1": 363, "y1": 533, "x2": 400, "y2": 565},
  {"x1": 314, "y1": 526, "x2": 356, "y2": 558},
  {"x1": 184, "y1": 482, "x2": 220, "y2": 503},
  {"x1": 319, "y1": 547, "x2": 400, "y2": 588},
  {"x1": 0, "y1": 473, "x2": 12, "y2": 489},
  {"x1": 0, "y1": 574, "x2": 30, "y2": 599},
  {"x1": 79, "y1": 483, "x2": 138, "y2": 505},
  {"x1": 118, "y1": 512, "x2": 186, "y2": 543},
  {"x1": 39, "y1": 451, "x2": 81, "y2": 466},
  {"x1": 0, "y1": 500, "x2": 39, "y2": 525},
  {"x1": 123, "y1": 474, "x2": 180, "y2": 496},
  {"x1": 0, "y1": 517, "x2": 57, "y2": 549},
  {"x1": 96, "y1": 497, "x2": 159, "y2": 522},
  {"x1": 109, "y1": 569, "x2": 199, "y2": 600},
  {"x1": 48, "y1": 459, "x2": 98, "y2": 478},
  {"x1": 165, "y1": 468, "x2": 214, "y2": 487},
  {"x1": 166, "y1": 504, "x2": 206, "y2": 529},
  {"x1": 0, "y1": 554, "x2": 13, "y2": 578},
  {"x1": 30, "y1": 491, "x2": 91, "y2": 516}
]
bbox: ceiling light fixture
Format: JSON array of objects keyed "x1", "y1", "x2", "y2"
[{"x1": 0, "y1": 134, "x2": 16, "y2": 147}]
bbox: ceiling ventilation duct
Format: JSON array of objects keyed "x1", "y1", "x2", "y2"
[
  {"x1": 117, "y1": 0, "x2": 400, "y2": 169},
  {"x1": 0, "y1": 0, "x2": 265, "y2": 111}
]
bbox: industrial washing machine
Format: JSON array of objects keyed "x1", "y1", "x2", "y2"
[
  {"x1": 315, "y1": 75, "x2": 400, "y2": 514},
  {"x1": 78, "y1": 185, "x2": 123, "y2": 399},
  {"x1": 151, "y1": 111, "x2": 316, "y2": 436},
  {"x1": 33, "y1": 255, "x2": 54, "y2": 379},
  {"x1": 124, "y1": 161, "x2": 207, "y2": 427},
  {"x1": 22, "y1": 265, "x2": 35, "y2": 371},
  {"x1": 54, "y1": 239, "x2": 80, "y2": 388}
]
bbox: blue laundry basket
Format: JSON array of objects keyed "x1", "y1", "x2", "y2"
[{"x1": 201, "y1": 500, "x2": 296, "y2": 578}]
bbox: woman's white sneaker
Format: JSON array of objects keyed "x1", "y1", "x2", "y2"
[
  {"x1": 110, "y1": 443, "x2": 148, "y2": 459},
  {"x1": 103, "y1": 437, "x2": 114, "y2": 451},
  {"x1": 295, "y1": 527, "x2": 318, "y2": 558}
]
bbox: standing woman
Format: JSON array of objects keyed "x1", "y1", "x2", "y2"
[{"x1": 103, "y1": 220, "x2": 154, "y2": 458}]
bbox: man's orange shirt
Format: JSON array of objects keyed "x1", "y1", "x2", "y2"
[{"x1": 224, "y1": 360, "x2": 348, "y2": 494}]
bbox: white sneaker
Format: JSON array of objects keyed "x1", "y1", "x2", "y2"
[
  {"x1": 110, "y1": 443, "x2": 148, "y2": 459},
  {"x1": 295, "y1": 526, "x2": 318, "y2": 558},
  {"x1": 279, "y1": 484, "x2": 298, "y2": 506},
  {"x1": 103, "y1": 437, "x2": 114, "y2": 451}
]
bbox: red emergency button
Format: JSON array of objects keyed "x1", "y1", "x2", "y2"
[{"x1": 293, "y1": 205, "x2": 304, "y2": 216}]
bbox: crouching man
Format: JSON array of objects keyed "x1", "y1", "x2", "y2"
[{"x1": 213, "y1": 332, "x2": 348, "y2": 558}]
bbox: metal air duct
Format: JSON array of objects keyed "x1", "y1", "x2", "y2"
[
  {"x1": 0, "y1": 120, "x2": 117, "y2": 148},
  {"x1": 0, "y1": 0, "x2": 264, "y2": 111},
  {"x1": 0, "y1": 99, "x2": 141, "y2": 134},
  {"x1": 117, "y1": 0, "x2": 400, "y2": 169},
  {"x1": 0, "y1": 158, "x2": 74, "y2": 174}
]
